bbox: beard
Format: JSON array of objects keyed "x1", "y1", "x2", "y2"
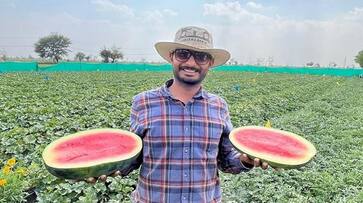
[{"x1": 173, "y1": 65, "x2": 208, "y2": 85}]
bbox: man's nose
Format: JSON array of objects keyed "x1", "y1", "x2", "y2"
[{"x1": 184, "y1": 55, "x2": 198, "y2": 66}]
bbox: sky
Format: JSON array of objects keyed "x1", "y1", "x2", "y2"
[{"x1": 1, "y1": 0, "x2": 363, "y2": 67}]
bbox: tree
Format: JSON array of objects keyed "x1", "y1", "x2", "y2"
[
  {"x1": 228, "y1": 58, "x2": 238, "y2": 65},
  {"x1": 0, "y1": 50, "x2": 6, "y2": 61},
  {"x1": 0, "y1": 54, "x2": 6, "y2": 61},
  {"x1": 355, "y1": 50, "x2": 363, "y2": 67},
  {"x1": 85, "y1": 55, "x2": 91, "y2": 62},
  {"x1": 329, "y1": 62, "x2": 337, "y2": 67},
  {"x1": 75, "y1": 52, "x2": 86, "y2": 62},
  {"x1": 100, "y1": 48, "x2": 112, "y2": 63},
  {"x1": 34, "y1": 33, "x2": 71, "y2": 63},
  {"x1": 100, "y1": 47, "x2": 123, "y2": 63},
  {"x1": 110, "y1": 47, "x2": 123, "y2": 63}
]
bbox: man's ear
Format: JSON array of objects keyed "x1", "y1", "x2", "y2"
[
  {"x1": 169, "y1": 52, "x2": 173, "y2": 62},
  {"x1": 209, "y1": 58, "x2": 215, "y2": 67}
]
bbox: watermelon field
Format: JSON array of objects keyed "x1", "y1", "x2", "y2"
[{"x1": 0, "y1": 71, "x2": 362, "y2": 202}]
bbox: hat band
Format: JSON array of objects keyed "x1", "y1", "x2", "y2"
[{"x1": 176, "y1": 38, "x2": 211, "y2": 49}]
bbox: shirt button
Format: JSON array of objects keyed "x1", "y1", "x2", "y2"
[
  {"x1": 184, "y1": 172, "x2": 188, "y2": 177},
  {"x1": 185, "y1": 127, "x2": 188, "y2": 131},
  {"x1": 183, "y1": 195, "x2": 187, "y2": 200},
  {"x1": 184, "y1": 148, "x2": 188, "y2": 153}
]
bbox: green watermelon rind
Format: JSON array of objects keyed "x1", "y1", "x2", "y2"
[
  {"x1": 229, "y1": 126, "x2": 317, "y2": 169},
  {"x1": 231, "y1": 146, "x2": 313, "y2": 169},
  {"x1": 44, "y1": 152, "x2": 140, "y2": 179},
  {"x1": 42, "y1": 128, "x2": 142, "y2": 179}
]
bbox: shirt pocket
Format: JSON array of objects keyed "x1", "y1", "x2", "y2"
[
  {"x1": 207, "y1": 119, "x2": 224, "y2": 159},
  {"x1": 193, "y1": 119, "x2": 224, "y2": 160}
]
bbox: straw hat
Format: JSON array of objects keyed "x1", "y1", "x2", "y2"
[{"x1": 155, "y1": 26, "x2": 231, "y2": 67}]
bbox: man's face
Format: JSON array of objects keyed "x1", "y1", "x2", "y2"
[{"x1": 170, "y1": 49, "x2": 214, "y2": 85}]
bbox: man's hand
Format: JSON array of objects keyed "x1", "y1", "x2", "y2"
[
  {"x1": 83, "y1": 170, "x2": 122, "y2": 184},
  {"x1": 240, "y1": 153, "x2": 269, "y2": 170}
]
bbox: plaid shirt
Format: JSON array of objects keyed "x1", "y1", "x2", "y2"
[{"x1": 126, "y1": 79, "x2": 251, "y2": 203}]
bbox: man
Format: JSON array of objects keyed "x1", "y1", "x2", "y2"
[{"x1": 90, "y1": 26, "x2": 269, "y2": 202}]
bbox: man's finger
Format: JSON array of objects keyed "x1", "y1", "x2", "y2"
[
  {"x1": 86, "y1": 177, "x2": 97, "y2": 184},
  {"x1": 240, "y1": 154, "x2": 254, "y2": 165},
  {"x1": 99, "y1": 175, "x2": 107, "y2": 182},
  {"x1": 254, "y1": 158, "x2": 260, "y2": 167},
  {"x1": 240, "y1": 153, "x2": 248, "y2": 161},
  {"x1": 261, "y1": 162, "x2": 269, "y2": 170},
  {"x1": 111, "y1": 170, "x2": 121, "y2": 177}
]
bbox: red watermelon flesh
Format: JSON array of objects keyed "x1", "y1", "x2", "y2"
[
  {"x1": 234, "y1": 128, "x2": 308, "y2": 159},
  {"x1": 229, "y1": 126, "x2": 316, "y2": 169},
  {"x1": 54, "y1": 132, "x2": 138, "y2": 164}
]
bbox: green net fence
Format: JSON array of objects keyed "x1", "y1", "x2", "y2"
[
  {"x1": 216, "y1": 65, "x2": 363, "y2": 77},
  {"x1": 1, "y1": 62, "x2": 363, "y2": 77},
  {"x1": 0, "y1": 62, "x2": 38, "y2": 72},
  {"x1": 40, "y1": 63, "x2": 172, "y2": 72}
]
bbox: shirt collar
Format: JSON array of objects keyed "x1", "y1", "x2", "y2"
[{"x1": 161, "y1": 79, "x2": 207, "y2": 100}]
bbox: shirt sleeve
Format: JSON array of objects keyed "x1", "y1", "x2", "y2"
[
  {"x1": 120, "y1": 94, "x2": 145, "y2": 176},
  {"x1": 217, "y1": 100, "x2": 252, "y2": 174}
]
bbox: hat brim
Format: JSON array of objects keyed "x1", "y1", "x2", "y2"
[{"x1": 155, "y1": 42, "x2": 230, "y2": 68}]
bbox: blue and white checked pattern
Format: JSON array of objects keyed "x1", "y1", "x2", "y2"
[{"x1": 126, "y1": 79, "x2": 251, "y2": 203}]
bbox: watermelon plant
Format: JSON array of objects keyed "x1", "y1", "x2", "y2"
[{"x1": 0, "y1": 71, "x2": 362, "y2": 202}]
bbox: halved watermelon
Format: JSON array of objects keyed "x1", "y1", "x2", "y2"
[
  {"x1": 42, "y1": 128, "x2": 142, "y2": 179},
  {"x1": 229, "y1": 126, "x2": 316, "y2": 169}
]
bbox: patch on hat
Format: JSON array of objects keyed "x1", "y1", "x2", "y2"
[{"x1": 175, "y1": 26, "x2": 213, "y2": 49}]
